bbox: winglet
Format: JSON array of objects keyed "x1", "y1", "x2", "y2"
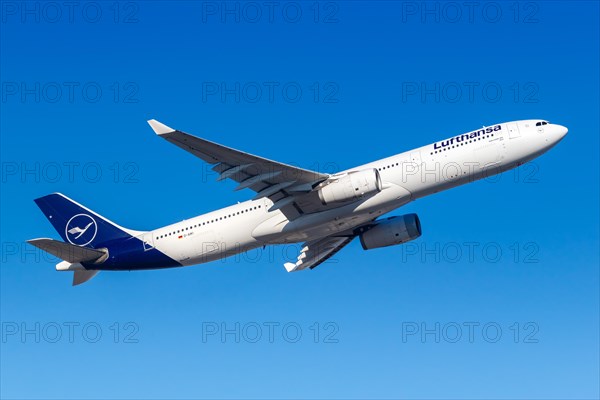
[
  {"x1": 284, "y1": 262, "x2": 299, "y2": 273},
  {"x1": 147, "y1": 119, "x2": 175, "y2": 135}
]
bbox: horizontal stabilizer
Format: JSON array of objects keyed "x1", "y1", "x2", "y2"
[
  {"x1": 73, "y1": 270, "x2": 100, "y2": 286},
  {"x1": 27, "y1": 238, "x2": 107, "y2": 263}
]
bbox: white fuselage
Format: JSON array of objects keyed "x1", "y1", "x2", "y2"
[{"x1": 146, "y1": 120, "x2": 567, "y2": 266}]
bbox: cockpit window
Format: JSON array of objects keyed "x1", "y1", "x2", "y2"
[{"x1": 536, "y1": 121, "x2": 549, "y2": 126}]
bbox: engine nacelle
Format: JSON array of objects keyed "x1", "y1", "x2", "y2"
[
  {"x1": 318, "y1": 168, "x2": 382, "y2": 205},
  {"x1": 359, "y1": 214, "x2": 422, "y2": 250}
]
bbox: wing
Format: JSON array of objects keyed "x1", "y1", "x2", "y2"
[
  {"x1": 284, "y1": 235, "x2": 355, "y2": 272},
  {"x1": 148, "y1": 120, "x2": 329, "y2": 214}
]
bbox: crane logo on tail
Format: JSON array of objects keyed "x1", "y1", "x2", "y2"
[{"x1": 65, "y1": 214, "x2": 97, "y2": 246}]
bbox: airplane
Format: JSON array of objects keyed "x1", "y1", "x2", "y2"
[{"x1": 28, "y1": 119, "x2": 567, "y2": 285}]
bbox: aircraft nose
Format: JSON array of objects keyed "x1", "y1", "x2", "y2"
[
  {"x1": 554, "y1": 124, "x2": 568, "y2": 141},
  {"x1": 558, "y1": 125, "x2": 568, "y2": 138}
]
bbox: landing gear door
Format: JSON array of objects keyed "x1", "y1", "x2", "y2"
[
  {"x1": 141, "y1": 233, "x2": 155, "y2": 251},
  {"x1": 508, "y1": 123, "x2": 520, "y2": 139}
]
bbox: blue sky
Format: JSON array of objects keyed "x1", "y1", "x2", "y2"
[{"x1": 1, "y1": 1, "x2": 598, "y2": 399}]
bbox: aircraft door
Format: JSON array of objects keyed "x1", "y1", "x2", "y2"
[
  {"x1": 410, "y1": 151, "x2": 422, "y2": 165},
  {"x1": 141, "y1": 233, "x2": 155, "y2": 251},
  {"x1": 409, "y1": 151, "x2": 422, "y2": 183},
  {"x1": 508, "y1": 123, "x2": 520, "y2": 139},
  {"x1": 398, "y1": 151, "x2": 422, "y2": 187}
]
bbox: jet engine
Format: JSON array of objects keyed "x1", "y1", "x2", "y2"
[
  {"x1": 359, "y1": 214, "x2": 422, "y2": 250},
  {"x1": 318, "y1": 168, "x2": 382, "y2": 205}
]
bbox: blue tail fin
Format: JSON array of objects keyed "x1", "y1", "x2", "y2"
[{"x1": 34, "y1": 193, "x2": 137, "y2": 248}]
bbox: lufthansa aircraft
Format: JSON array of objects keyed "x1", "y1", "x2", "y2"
[{"x1": 29, "y1": 119, "x2": 567, "y2": 285}]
